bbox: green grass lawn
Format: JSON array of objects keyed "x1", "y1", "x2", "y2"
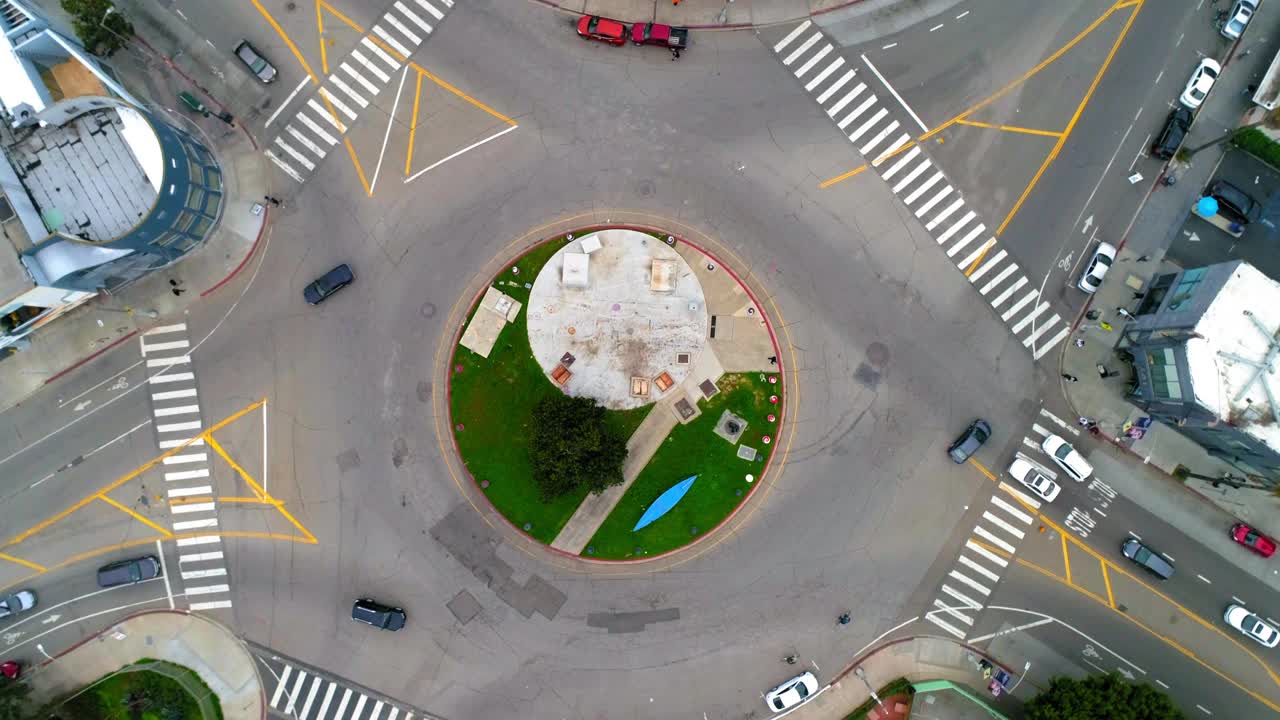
[
  {"x1": 449, "y1": 235, "x2": 650, "y2": 543},
  {"x1": 583, "y1": 372, "x2": 779, "y2": 558},
  {"x1": 53, "y1": 659, "x2": 221, "y2": 720}
]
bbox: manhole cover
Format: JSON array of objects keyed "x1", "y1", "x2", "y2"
[
  {"x1": 637, "y1": 179, "x2": 655, "y2": 197},
  {"x1": 866, "y1": 342, "x2": 890, "y2": 367},
  {"x1": 420, "y1": 302, "x2": 436, "y2": 318}
]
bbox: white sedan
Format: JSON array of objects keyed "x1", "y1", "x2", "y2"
[
  {"x1": 1180, "y1": 59, "x2": 1221, "y2": 109},
  {"x1": 1225, "y1": 604, "x2": 1280, "y2": 648},
  {"x1": 1009, "y1": 458, "x2": 1061, "y2": 503},
  {"x1": 1222, "y1": 0, "x2": 1256, "y2": 39},
  {"x1": 0, "y1": 590, "x2": 35, "y2": 619},
  {"x1": 1042, "y1": 434, "x2": 1093, "y2": 482},
  {"x1": 765, "y1": 671, "x2": 818, "y2": 712},
  {"x1": 1077, "y1": 242, "x2": 1117, "y2": 294}
]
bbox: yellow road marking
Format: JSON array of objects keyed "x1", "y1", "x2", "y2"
[
  {"x1": 97, "y1": 495, "x2": 174, "y2": 538},
  {"x1": 217, "y1": 496, "x2": 272, "y2": 504},
  {"x1": 168, "y1": 496, "x2": 212, "y2": 506},
  {"x1": 206, "y1": 435, "x2": 316, "y2": 544},
  {"x1": 0, "y1": 553, "x2": 44, "y2": 572},
  {"x1": 207, "y1": 434, "x2": 266, "y2": 501},
  {"x1": 1102, "y1": 558, "x2": 1115, "y2": 608},
  {"x1": 406, "y1": 71, "x2": 424, "y2": 176},
  {"x1": 819, "y1": 164, "x2": 869, "y2": 188},
  {"x1": 1015, "y1": 553, "x2": 1280, "y2": 712},
  {"x1": 997, "y1": 0, "x2": 1143, "y2": 234},
  {"x1": 963, "y1": 242, "x2": 996, "y2": 276},
  {"x1": 250, "y1": 0, "x2": 317, "y2": 83},
  {"x1": 344, "y1": 138, "x2": 374, "y2": 197},
  {"x1": 1062, "y1": 534, "x2": 1072, "y2": 584},
  {"x1": 320, "y1": 0, "x2": 364, "y2": 33},
  {"x1": 954, "y1": 119, "x2": 1064, "y2": 138},
  {"x1": 968, "y1": 458, "x2": 997, "y2": 482},
  {"x1": 317, "y1": 0, "x2": 328, "y2": 75},
  {"x1": 968, "y1": 537, "x2": 1012, "y2": 560}
]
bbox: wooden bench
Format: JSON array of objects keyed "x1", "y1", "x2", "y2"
[{"x1": 551, "y1": 365, "x2": 572, "y2": 386}]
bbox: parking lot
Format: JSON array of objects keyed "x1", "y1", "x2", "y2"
[{"x1": 1166, "y1": 146, "x2": 1280, "y2": 278}]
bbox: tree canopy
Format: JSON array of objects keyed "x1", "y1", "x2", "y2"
[
  {"x1": 529, "y1": 393, "x2": 627, "y2": 499},
  {"x1": 61, "y1": 0, "x2": 133, "y2": 57},
  {"x1": 1025, "y1": 673, "x2": 1184, "y2": 720}
]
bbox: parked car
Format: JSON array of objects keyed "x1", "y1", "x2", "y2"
[
  {"x1": 632, "y1": 22, "x2": 689, "y2": 48},
  {"x1": 351, "y1": 598, "x2": 406, "y2": 631},
  {"x1": 764, "y1": 671, "x2": 818, "y2": 712},
  {"x1": 1151, "y1": 107, "x2": 1192, "y2": 160},
  {"x1": 1008, "y1": 458, "x2": 1061, "y2": 503},
  {"x1": 0, "y1": 590, "x2": 35, "y2": 619},
  {"x1": 1231, "y1": 522, "x2": 1277, "y2": 558},
  {"x1": 1041, "y1": 434, "x2": 1092, "y2": 482},
  {"x1": 576, "y1": 15, "x2": 627, "y2": 46},
  {"x1": 1121, "y1": 538, "x2": 1175, "y2": 580},
  {"x1": 234, "y1": 41, "x2": 277, "y2": 83},
  {"x1": 1206, "y1": 179, "x2": 1261, "y2": 225},
  {"x1": 1077, "y1": 241, "x2": 1117, "y2": 294},
  {"x1": 304, "y1": 263, "x2": 354, "y2": 305},
  {"x1": 1224, "y1": 603, "x2": 1280, "y2": 647},
  {"x1": 0, "y1": 661, "x2": 18, "y2": 680},
  {"x1": 97, "y1": 555, "x2": 162, "y2": 587},
  {"x1": 1222, "y1": 0, "x2": 1257, "y2": 39},
  {"x1": 947, "y1": 419, "x2": 991, "y2": 464},
  {"x1": 1180, "y1": 58, "x2": 1220, "y2": 109}
]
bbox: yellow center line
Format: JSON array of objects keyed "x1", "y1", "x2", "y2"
[
  {"x1": 1102, "y1": 558, "x2": 1116, "y2": 608},
  {"x1": 405, "y1": 70, "x2": 424, "y2": 176},
  {"x1": 317, "y1": 0, "x2": 328, "y2": 75},
  {"x1": 217, "y1": 496, "x2": 275, "y2": 504},
  {"x1": 954, "y1": 119, "x2": 1064, "y2": 138},
  {"x1": 1061, "y1": 533, "x2": 1072, "y2": 584},
  {"x1": 968, "y1": 458, "x2": 997, "y2": 482},
  {"x1": 250, "y1": 0, "x2": 318, "y2": 84},
  {"x1": 96, "y1": 495, "x2": 173, "y2": 538},
  {"x1": 819, "y1": 164, "x2": 869, "y2": 188}
]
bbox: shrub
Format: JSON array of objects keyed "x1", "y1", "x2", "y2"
[
  {"x1": 60, "y1": 0, "x2": 133, "y2": 57},
  {"x1": 529, "y1": 393, "x2": 627, "y2": 499}
]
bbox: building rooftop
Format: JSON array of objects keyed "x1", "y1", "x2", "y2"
[
  {"x1": 6, "y1": 106, "x2": 159, "y2": 242},
  {"x1": 1186, "y1": 262, "x2": 1280, "y2": 449}
]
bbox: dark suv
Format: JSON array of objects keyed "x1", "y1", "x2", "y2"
[
  {"x1": 351, "y1": 598, "x2": 406, "y2": 631},
  {"x1": 947, "y1": 419, "x2": 991, "y2": 464},
  {"x1": 303, "y1": 263, "x2": 354, "y2": 305},
  {"x1": 97, "y1": 555, "x2": 162, "y2": 587},
  {"x1": 1151, "y1": 107, "x2": 1191, "y2": 160},
  {"x1": 1121, "y1": 538, "x2": 1175, "y2": 580},
  {"x1": 1207, "y1": 180, "x2": 1260, "y2": 225}
]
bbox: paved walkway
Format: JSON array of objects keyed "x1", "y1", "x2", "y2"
[
  {"x1": 0, "y1": 0, "x2": 269, "y2": 415},
  {"x1": 25, "y1": 610, "x2": 263, "y2": 720},
  {"x1": 529, "y1": 0, "x2": 961, "y2": 30}
]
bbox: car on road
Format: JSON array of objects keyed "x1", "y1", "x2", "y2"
[
  {"x1": 765, "y1": 671, "x2": 818, "y2": 712},
  {"x1": 576, "y1": 15, "x2": 627, "y2": 46},
  {"x1": 1222, "y1": 0, "x2": 1257, "y2": 39},
  {"x1": 1151, "y1": 107, "x2": 1191, "y2": 160},
  {"x1": 1008, "y1": 458, "x2": 1061, "y2": 503},
  {"x1": 947, "y1": 419, "x2": 991, "y2": 464},
  {"x1": 1224, "y1": 603, "x2": 1280, "y2": 648},
  {"x1": 351, "y1": 598, "x2": 406, "y2": 631},
  {"x1": 234, "y1": 41, "x2": 277, "y2": 83},
  {"x1": 632, "y1": 22, "x2": 689, "y2": 48},
  {"x1": 1077, "y1": 241, "x2": 1117, "y2": 294},
  {"x1": 97, "y1": 555, "x2": 162, "y2": 587},
  {"x1": 1180, "y1": 58, "x2": 1221, "y2": 109},
  {"x1": 0, "y1": 590, "x2": 35, "y2": 619},
  {"x1": 1121, "y1": 538, "x2": 1175, "y2": 580},
  {"x1": 1041, "y1": 434, "x2": 1092, "y2": 482},
  {"x1": 303, "y1": 263, "x2": 354, "y2": 305},
  {"x1": 1231, "y1": 522, "x2": 1277, "y2": 558},
  {"x1": 1206, "y1": 179, "x2": 1261, "y2": 225}
]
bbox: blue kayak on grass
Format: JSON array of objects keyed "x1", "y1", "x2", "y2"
[{"x1": 633, "y1": 475, "x2": 698, "y2": 531}]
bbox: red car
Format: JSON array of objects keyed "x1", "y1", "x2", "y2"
[
  {"x1": 631, "y1": 22, "x2": 688, "y2": 49},
  {"x1": 576, "y1": 16, "x2": 627, "y2": 46},
  {"x1": 1232, "y1": 523, "x2": 1277, "y2": 558}
]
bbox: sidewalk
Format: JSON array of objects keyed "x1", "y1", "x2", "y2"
[
  {"x1": 25, "y1": 610, "x2": 263, "y2": 720},
  {"x1": 530, "y1": 0, "x2": 958, "y2": 30},
  {"x1": 795, "y1": 636, "x2": 1021, "y2": 719},
  {"x1": 0, "y1": 0, "x2": 270, "y2": 415}
]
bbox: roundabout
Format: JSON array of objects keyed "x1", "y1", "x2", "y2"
[{"x1": 446, "y1": 226, "x2": 786, "y2": 560}]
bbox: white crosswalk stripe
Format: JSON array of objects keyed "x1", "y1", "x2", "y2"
[
  {"x1": 262, "y1": 658, "x2": 420, "y2": 720},
  {"x1": 924, "y1": 611, "x2": 967, "y2": 638},
  {"x1": 768, "y1": 20, "x2": 1070, "y2": 361}
]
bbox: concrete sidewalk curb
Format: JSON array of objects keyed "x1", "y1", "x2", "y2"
[
  {"x1": 525, "y1": 0, "x2": 873, "y2": 30},
  {"x1": 30, "y1": 609, "x2": 265, "y2": 720}
]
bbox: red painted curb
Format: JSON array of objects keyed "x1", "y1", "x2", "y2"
[
  {"x1": 36, "y1": 608, "x2": 192, "y2": 668},
  {"x1": 526, "y1": 0, "x2": 868, "y2": 30},
  {"x1": 202, "y1": 206, "x2": 270, "y2": 298},
  {"x1": 42, "y1": 329, "x2": 140, "y2": 387}
]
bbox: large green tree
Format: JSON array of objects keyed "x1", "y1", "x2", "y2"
[
  {"x1": 529, "y1": 393, "x2": 627, "y2": 499},
  {"x1": 0, "y1": 678, "x2": 31, "y2": 720},
  {"x1": 60, "y1": 0, "x2": 133, "y2": 57},
  {"x1": 1025, "y1": 673, "x2": 1183, "y2": 720}
]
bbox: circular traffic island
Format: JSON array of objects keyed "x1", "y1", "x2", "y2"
[{"x1": 448, "y1": 227, "x2": 784, "y2": 560}]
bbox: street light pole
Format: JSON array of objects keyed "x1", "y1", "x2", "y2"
[
  {"x1": 853, "y1": 666, "x2": 885, "y2": 710},
  {"x1": 1007, "y1": 661, "x2": 1032, "y2": 693},
  {"x1": 35, "y1": 643, "x2": 53, "y2": 662}
]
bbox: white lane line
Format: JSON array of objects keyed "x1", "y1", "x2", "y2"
[
  {"x1": 973, "y1": 525, "x2": 1017, "y2": 554},
  {"x1": 1196, "y1": 704, "x2": 1211, "y2": 715},
  {"x1": 155, "y1": 539, "x2": 174, "y2": 610},
  {"x1": 949, "y1": 569, "x2": 991, "y2": 596},
  {"x1": 827, "y1": 83, "x2": 867, "y2": 118},
  {"x1": 164, "y1": 468, "x2": 210, "y2": 480},
  {"x1": 373, "y1": 25, "x2": 412, "y2": 57},
  {"x1": 783, "y1": 31, "x2": 821, "y2": 65},
  {"x1": 270, "y1": 665, "x2": 293, "y2": 709},
  {"x1": 890, "y1": 156, "x2": 931, "y2": 192},
  {"x1": 957, "y1": 554, "x2": 1002, "y2": 583},
  {"x1": 176, "y1": 535, "x2": 221, "y2": 547},
  {"x1": 351, "y1": 49, "x2": 391, "y2": 83},
  {"x1": 967, "y1": 617, "x2": 1052, "y2": 643},
  {"x1": 990, "y1": 495, "x2": 1034, "y2": 524},
  {"x1": 140, "y1": 339, "x2": 189, "y2": 353},
  {"x1": 861, "y1": 52, "x2": 929, "y2": 132},
  {"x1": 1039, "y1": 407, "x2": 1079, "y2": 434},
  {"x1": 185, "y1": 583, "x2": 230, "y2": 595},
  {"x1": 1161, "y1": 552, "x2": 1175, "y2": 562},
  {"x1": 806, "y1": 56, "x2": 846, "y2": 92},
  {"x1": 405, "y1": 124, "x2": 518, "y2": 183},
  {"x1": 990, "y1": 277, "x2": 1027, "y2": 308},
  {"x1": 1156, "y1": 679, "x2": 1170, "y2": 689},
  {"x1": 1128, "y1": 531, "x2": 1142, "y2": 540},
  {"x1": 941, "y1": 584, "x2": 983, "y2": 611},
  {"x1": 1197, "y1": 574, "x2": 1211, "y2": 584},
  {"x1": 817, "y1": 68, "x2": 856, "y2": 104},
  {"x1": 965, "y1": 540, "x2": 1009, "y2": 567},
  {"x1": 929, "y1": 23, "x2": 944, "y2": 31},
  {"x1": 882, "y1": 42, "x2": 897, "y2": 49},
  {"x1": 181, "y1": 567, "x2": 227, "y2": 580},
  {"x1": 266, "y1": 76, "x2": 311, "y2": 128},
  {"x1": 146, "y1": 356, "x2": 190, "y2": 368},
  {"x1": 158, "y1": 437, "x2": 204, "y2": 449},
  {"x1": 923, "y1": 610, "x2": 966, "y2": 638},
  {"x1": 957, "y1": 237, "x2": 998, "y2": 272},
  {"x1": 189, "y1": 600, "x2": 233, "y2": 610},
  {"x1": 986, "y1": 605, "x2": 1145, "y2": 674},
  {"x1": 156, "y1": 420, "x2": 202, "y2": 433},
  {"x1": 914, "y1": 185, "x2": 953, "y2": 217},
  {"x1": 167, "y1": 486, "x2": 212, "y2": 498},
  {"x1": 172, "y1": 502, "x2": 216, "y2": 515},
  {"x1": 956, "y1": 10, "x2": 970, "y2": 19},
  {"x1": 369, "y1": 65, "x2": 410, "y2": 196},
  {"x1": 1232, "y1": 595, "x2": 1246, "y2": 605},
  {"x1": 145, "y1": 323, "x2": 187, "y2": 336},
  {"x1": 153, "y1": 404, "x2": 200, "y2": 417},
  {"x1": 794, "y1": 43, "x2": 833, "y2": 79},
  {"x1": 152, "y1": 388, "x2": 197, "y2": 401},
  {"x1": 774, "y1": 21, "x2": 812, "y2": 53},
  {"x1": 173, "y1": 518, "x2": 218, "y2": 531},
  {"x1": 903, "y1": 170, "x2": 944, "y2": 204},
  {"x1": 925, "y1": 197, "x2": 964, "y2": 230},
  {"x1": 179, "y1": 551, "x2": 224, "y2": 563},
  {"x1": 932, "y1": 598, "x2": 974, "y2": 625},
  {"x1": 847, "y1": 107, "x2": 888, "y2": 143}
]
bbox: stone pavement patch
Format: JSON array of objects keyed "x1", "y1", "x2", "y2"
[
  {"x1": 447, "y1": 589, "x2": 483, "y2": 625},
  {"x1": 586, "y1": 608, "x2": 681, "y2": 634}
]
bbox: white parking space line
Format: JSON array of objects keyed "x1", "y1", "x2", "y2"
[
  {"x1": 957, "y1": 554, "x2": 1001, "y2": 583},
  {"x1": 949, "y1": 569, "x2": 991, "y2": 596},
  {"x1": 973, "y1": 526, "x2": 1016, "y2": 554},
  {"x1": 990, "y1": 495, "x2": 1033, "y2": 524},
  {"x1": 965, "y1": 540, "x2": 1009, "y2": 567}
]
